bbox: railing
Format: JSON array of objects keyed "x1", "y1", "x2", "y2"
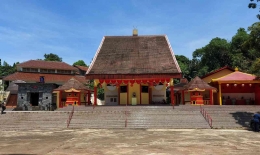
[
  {"x1": 67, "y1": 106, "x2": 74, "y2": 128},
  {"x1": 125, "y1": 103, "x2": 128, "y2": 127},
  {"x1": 200, "y1": 105, "x2": 212, "y2": 128}
]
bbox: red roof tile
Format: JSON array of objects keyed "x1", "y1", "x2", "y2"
[
  {"x1": 75, "y1": 65, "x2": 88, "y2": 71},
  {"x1": 212, "y1": 71, "x2": 257, "y2": 82},
  {"x1": 18, "y1": 60, "x2": 77, "y2": 70},
  {"x1": 86, "y1": 35, "x2": 181, "y2": 77},
  {"x1": 55, "y1": 78, "x2": 89, "y2": 90},
  {"x1": 200, "y1": 66, "x2": 235, "y2": 79},
  {"x1": 3, "y1": 72, "x2": 87, "y2": 84}
]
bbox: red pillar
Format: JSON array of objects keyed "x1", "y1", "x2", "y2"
[
  {"x1": 149, "y1": 87, "x2": 152, "y2": 104},
  {"x1": 127, "y1": 83, "x2": 129, "y2": 105},
  {"x1": 78, "y1": 92, "x2": 81, "y2": 105},
  {"x1": 182, "y1": 90, "x2": 185, "y2": 105},
  {"x1": 210, "y1": 89, "x2": 213, "y2": 105},
  {"x1": 88, "y1": 90, "x2": 91, "y2": 105},
  {"x1": 59, "y1": 90, "x2": 62, "y2": 108},
  {"x1": 170, "y1": 86, "x2": 174, "y2": 105},
  {"x1": 94, "y1": 86, "x2": 97, "y2": 106},
  {"x1": 140, "y1": 84, "x2": 142, "y2": 105}
]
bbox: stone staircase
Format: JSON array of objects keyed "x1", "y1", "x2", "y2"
[
  {"x1": 0, "y1": 112, "x2": 69, "y2": 130},
  {"x1": 67, "y1": 105, "x2": 210, "y2": 129},
  {"x1": 201, "y1": 105, "x2": 260, "y2": 129},
  {"x1": 4, "y1": 105, "x2": 258, "y2": 130}
]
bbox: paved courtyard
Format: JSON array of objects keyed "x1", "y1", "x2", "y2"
[{"x1": 0, "y1": 129, "x2": 259, "y2": 155}]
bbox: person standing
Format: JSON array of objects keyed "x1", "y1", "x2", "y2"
[
  {"x1": 253, "y1": 113, "x2": 260, "y2": 132},
  {"x1": 1, "y1": 100, "x2": 6, "y2": 114}
]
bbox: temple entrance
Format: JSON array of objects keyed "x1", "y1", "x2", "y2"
[{"x1": 30, "y1": 92, "x2": 39, "y2": 106}]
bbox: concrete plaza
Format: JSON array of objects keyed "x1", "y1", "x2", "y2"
[{"x1": 0, "y1": 129, "x2": 259, "y2": 155}]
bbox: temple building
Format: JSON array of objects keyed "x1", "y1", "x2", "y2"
[
  {"x1": 86, "y1": 29, "x2": 182, "y2": 105},
  {"x1": 211, "y1": 67, "x2": 260, "y2": 105},
  {"x1": 3, "y1": 60, "x2": 88, "y2": 110}
]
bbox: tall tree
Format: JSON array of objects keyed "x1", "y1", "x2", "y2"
[
  {"x1": 175, "y1": 55, "x2": 190, "y2": 79},
  {"x1": 192, "y1": 38, "x2": 232, "y2": 77},
  {"x1": 44, "y1": 53, "x2": 62, "y2": 62},
  {"x1": 73, "y1": 60, "x2": 87, "y2": 66},
  {"x1": 230, "y1": 28, "x2": 250, "y2": 72},
  {"x1": 248, "y1": 0, "x2": 260, "y2": 20},
  {"x1": 0, "y1": 61, "x2": 17, "y2": 77}
]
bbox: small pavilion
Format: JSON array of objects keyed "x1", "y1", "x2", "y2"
[
  {"x1": 180, "y1": 76, "x2": 217, "y2": 105},
  {"x1": 211, "y1": 67, "x2": 260, "y2": 105},
  {"x1": 54, "y1": 78, "x2": 92, "y2": 107}
]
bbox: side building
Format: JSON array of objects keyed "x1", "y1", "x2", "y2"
[{"x1": 3, "y1": 60, "x2": 89, "y2": 110}]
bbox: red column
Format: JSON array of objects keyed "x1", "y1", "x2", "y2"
[
  {"x1": 182, "y1": 90, "x2": 185, "y2": 105},
  {"x1": 210, "y1": 89, "x2": 213, "y2": 105},
  {"x1": 59, "y1": 90, "x2": 62, "y2": 108},
  {"x1": 149, "y1": 87, "x2": 152, "y2": 104},
  {"x1": 78, "y1": 92, "x2": 81, "y2": 105},
  {"x1": 94, "y1": 86, "x2": 97, "y2": 106},
  {"x1": 118, "y1": 86, "x2": 120, "y2": 105},
  {"x1": 88, "y1": 90, "x2": 91, "y2": 105},
  {"x1": 170, "y1": 86, "x2": 174, "y2": 105},
  {"x1": 127, "y1": 83, "x2": 129, "y2": 105},
  {"x1": 140, "y1": 84, "x2": 142, "y2": 105}
]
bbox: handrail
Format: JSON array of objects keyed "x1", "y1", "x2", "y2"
[
  {"x1": 67, "y1": 106, "x2": 74, "y2": 128},
  {"x1": 200, "y1": 105, "x2": 212, "y2": 128},
  {"x1": 125, "y1": 102, "x2": 128, "y2": 127}
]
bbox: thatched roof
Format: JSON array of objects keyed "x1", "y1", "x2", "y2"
[
  {"x1": 183, "y1": 76, "x2": 217, "y2": 91},
  {"x1": 86, "y1": 35, "x2": 182, "y2": 79},
  {"x1": 55, "y1": 78, "x2": 89, "y2": 91},
  {"x1": 6, "y1": 80, "x2": 26, "y2": 94}
]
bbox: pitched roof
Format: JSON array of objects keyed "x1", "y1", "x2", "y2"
[
  {"x1": 3, "y1": 72, "x2": 87, "y2": 84},
  {"x1": 183, "y1": 76, "x2": 217, "y2": 91},
  {"x1": 200, "y1": 66, "x2": 235, "y2": 79},
  {"x1": 75, "y1": 65, "x2": 88, "y2": 72},
  {"x1": 212, "y1": 70, "x2": 257, "y2": 82},
  {"x1": 55, "y1": 78, "x2": 89, "y2": 90},
  {"x1": 86, "y1": 35, "x2": 181, "y2": 78},
  {"x1": 6, "y1": 80, "x2": 26, "y2": 94},
  {"x1": 18, "y1": 60, "x2": 77, "y2": 70}
]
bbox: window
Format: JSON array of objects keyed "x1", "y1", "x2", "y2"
[
  {"x1": 120, "y1": 86, "x2": 127, "y2": 93},
  {"x1": 48, "y1": 69, "x2": 55, "y2": 73},
  {"x1": 23, "y1": 68, "x2": 38, "y2": 72},
  {"x1": 141, "y1": 86, "x2": 148, "y2": 93},
  {"x1": 41, "y1": 69, "x2": 48, "y2": 73},
  {"x1": 114, "y1": 98, "x2": 117, "y2": 102},
  {"x1": 110, "y1": 98, "x2": 113, "y2": 102},
  {"x1": 57, "y1": 70, "x2": 72, "y2": 74}
]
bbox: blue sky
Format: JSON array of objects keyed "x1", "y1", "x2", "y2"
[{"x1": 0, "y1": 0, "x2": 258, "y2": 66}]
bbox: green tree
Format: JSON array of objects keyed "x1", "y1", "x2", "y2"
[
  {"x1": 250, "y1": 58, "x2": 260, "y2": 76},
  {"x1": 246, "y1": 22, "x2": 260, "y2": 55},
  {"x1": 248, "y1": 0, "x2": 260, "y2": 20},
  {"x1": 73, "y1": 60, "x2": 87, "y2": 66},
  {"x1": 230, "y1": 28, "x2": 251, "y2": 72},
  {"x1": 0, "y1": 61, "x2": 17, "y2": 77},
  {"x1": 192, "y1": 38, "x2": 232, "y2": 77},
  {"x1": 86, "y1": 80, "x2": 104, "y2": 101},
  {"x1": 175, "y1": 55, "x2": 190, "y2": 79},
  {"x1": 44, "y1": 53, "x2": 62, "y2": 62}
]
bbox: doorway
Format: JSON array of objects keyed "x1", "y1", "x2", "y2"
[{"x1": 30, "y1": 92, "x2": 39, "y2": 106}]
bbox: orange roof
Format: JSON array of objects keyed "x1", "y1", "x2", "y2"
[
  {"x1": 18, "y1": 60, "x2": 77, "y2": 70},
  {"x1": 200, "y1": 66, "x2": 235, "y2": 79},
  {"x1": 212, "y1": 70, "x2": 257, "y2": 82},
  {"x1": 3, "y1": 72, "x2": 87, "y2": 84}
]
